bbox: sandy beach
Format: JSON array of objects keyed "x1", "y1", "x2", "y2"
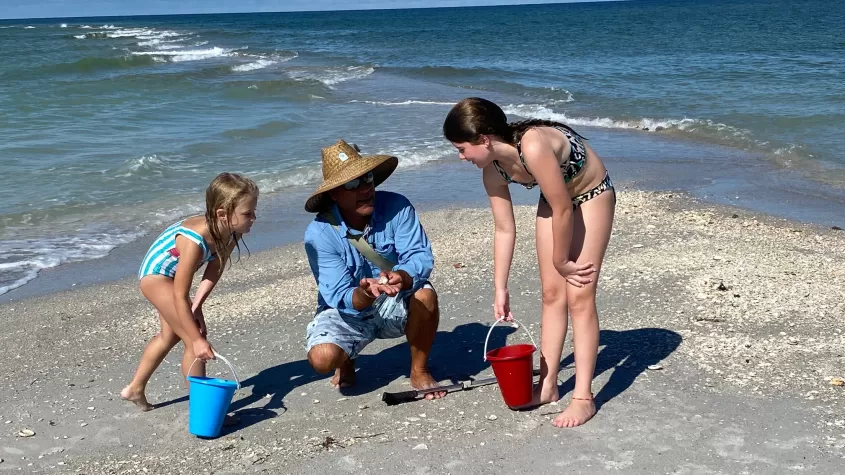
[{"x1": 1, "y1": 187, "x2": 844, "y2": 473}]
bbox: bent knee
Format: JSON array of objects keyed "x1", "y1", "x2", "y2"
[
  {"x1": 157, "y1": 331, "x2": 180, "y2": 347},
  {"x1": 307, "y1": 344, "x2": 345, "y2": 373},
  {"x1": 567, "y1": 292, "x2": 597, "y2": 317},
  {"x1": 541, "y1": 286, "x2": 566, "y2": 306},
  {"x1": 411, "y1": 287, "x2": 439, "y2": 314}
]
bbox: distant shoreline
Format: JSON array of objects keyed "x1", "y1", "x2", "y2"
[{"x1": 1, "y1": 0, "x2": 623, "y2": 22}]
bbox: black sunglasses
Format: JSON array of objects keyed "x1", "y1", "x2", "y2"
[{"x1": 343, "y1": 171, "x2": 375, "y2": 190}]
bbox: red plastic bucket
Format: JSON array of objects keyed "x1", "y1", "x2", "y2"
[{"x1": 484, "y1": 318, "x2": 537, "y2": 408}]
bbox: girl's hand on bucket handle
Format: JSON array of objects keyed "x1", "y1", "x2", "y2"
[
  {"x1": 193, "y1": 338, "x2": 215, "y2": 361},
  {"x1": 494, "y1": 289, "x2": 513, "y2": 322}
]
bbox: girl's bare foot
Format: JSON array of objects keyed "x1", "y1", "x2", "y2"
[
  {"x1": 120, "y1": 385, "x2": 154, "y2": 411},
  {"x1": 552, "y1": 395, "x2": 596, "y2": 428},
  {"x1": 511, "y1": 377, "x2": 559, "y2": 410},
  {"x1": 331, "y1": 359, "x2": 356, "y2": 388}
]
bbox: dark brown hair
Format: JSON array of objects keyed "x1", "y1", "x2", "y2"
[
  {"x1": 205, "y1": 172, "x2": 258, "y2": 274},
  {"x1": 443, "y1": 97, "x2": 579, "y2": 146}
]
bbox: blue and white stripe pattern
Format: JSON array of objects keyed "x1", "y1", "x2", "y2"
[{"x1": 138, "y1": 221, "x2": 214, "y2": 279}]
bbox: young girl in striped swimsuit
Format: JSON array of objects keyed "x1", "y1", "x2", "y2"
[{"x1": 121, "y1": 172, "x2": 258, "y2": 412}]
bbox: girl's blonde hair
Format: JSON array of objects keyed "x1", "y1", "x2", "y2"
[{"x1": 205, "y1": 172, "x2": 259, "y2": 274}]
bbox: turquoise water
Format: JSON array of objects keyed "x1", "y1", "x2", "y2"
[{"x1": 1, "y1": 0, "x2": 843, "y2": 294}]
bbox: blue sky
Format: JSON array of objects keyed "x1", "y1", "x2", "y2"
[{"x1": 1, "y1": 1, "x2": 607, "y2": 20}]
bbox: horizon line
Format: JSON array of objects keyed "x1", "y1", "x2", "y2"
[{"x1": 0, "y1": 0, "x2": 627, "y2": 22}]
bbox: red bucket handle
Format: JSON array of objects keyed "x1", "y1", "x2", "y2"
[{"x1": 483, "y1": 317, "x2": 538, "y2": 361}]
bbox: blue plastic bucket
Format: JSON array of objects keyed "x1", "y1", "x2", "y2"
[{"x1": 186, "y1": 351, "x2": 240, "y2": 438}]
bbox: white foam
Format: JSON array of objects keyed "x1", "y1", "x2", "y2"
[
  {"x1": 232, "y1": 52, "x2": 297, "y2": 72},
  {"x1": 772, "y1": 144, "x2": 813, "y2": 165},
  {"x1": 60, "y1": 23, "x2": 67, "y2": 28},
  {"x1": 115, "y1": 155, "x2": 165, "y2": 177},
  {"x1": 351, "y1": 100, "x2": 454, "y2": 106},
  {"x1": 395, "y1": 143, "x2": 454, "y2": 167},
  {"x1": 255, "y1": 168, "x2": 325, "y2": 193},
  {"x1": 550, "y1": 92, "x2": 575, "y2": 104},
  {"x1": 136, "y1": 32, "x2": 184, "y2": 46},
  {"x1": 545, "y1": 86, "x2": 573, "y2": 96},
  {"x1": 132, "y1": 47, "x2": 235, "y2": 62},
  {"x1": 110, "y1": 154, "x2": 203, "y2": 178},
  {"x1": 774, "y1": 144, "x2": 801, "y2": 156},
  {"x1": 106, "y1": 28, "x2": 149, "y2": 38},
  {"x1": 288, "y1": 65, "x2": 375, "y2": 87},
  {"x1": 93, "y1": 28, "x2": 182, "y2": 41},
  {"x1": 233, "y1": 59, "x2": 277, "y2": 72},
  {"x1": 137, "y1": 31, "x2": 181, "y2": 40},
  {"x1": 502, "y1": 104, "x2": 748, "y2": 138},
  {"x1": 73, "y1": 34, "x2": 86, "y2": 39},
  {"x1": 0, "y1": 263, "x2": 48, "y2": 295},
  {"x1": 0, "y1": 231, "x2": 144, "y2": 295},
  {"x1": 25, "y1": 26, "x2": 35, "y2": 29}
]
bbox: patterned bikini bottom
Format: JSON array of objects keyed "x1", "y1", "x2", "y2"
[{"x1": 540, "y1": 171, "x2": 615, "y2": 209}]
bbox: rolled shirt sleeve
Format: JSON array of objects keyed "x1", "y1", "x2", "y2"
[
  {"x1": 388, "y1": 196, "x2": 433, "y2": 291},
  {"x1": 304, "y1": 224, "x2": 357, "y2": 312}
]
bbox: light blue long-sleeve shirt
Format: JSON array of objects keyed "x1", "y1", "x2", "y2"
[{"x1": 304, "y1": 190, "x2": 434, "y2": 317}]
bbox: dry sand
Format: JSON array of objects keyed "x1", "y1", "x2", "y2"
[{"x1": 1, "y1": 188, "x2": 844, "y2": 473}]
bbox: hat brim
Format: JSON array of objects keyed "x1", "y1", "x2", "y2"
[{"x1": 304, "y1": 154, "x2": 398, "y2": 213}]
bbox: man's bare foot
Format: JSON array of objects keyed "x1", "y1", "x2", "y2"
[
  {"x1": 410, "y1": 368, "x2": 445, "y2": 400},
  {"x1": 120, "y1": 385, "x2": 154, "y2": 412},
  {"x1": 552, "y1": 396, "x2": 596, "y2": 428},
  {"x1": 511, "y1": 377, "x2": 559, "y2": 410},
  {"x1": 331, "y1": 359, "x2": 355, "y2": 389}
]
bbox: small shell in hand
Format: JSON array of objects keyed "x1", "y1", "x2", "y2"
[{"x1": 378, "y1": 276, "x2": 389, "y2": 285}]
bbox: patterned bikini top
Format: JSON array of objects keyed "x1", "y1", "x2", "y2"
[{"x1": 492, "y1": 125, "x2": 587, "y2": 189}]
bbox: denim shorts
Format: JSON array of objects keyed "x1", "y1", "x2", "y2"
[{"x1": 306, "y1": 283, "x2": 433, "y2": 359}]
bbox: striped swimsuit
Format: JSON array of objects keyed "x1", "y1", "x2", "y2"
[{"x1": 138, "y1": 221, "x2": 215, "y2": 279}]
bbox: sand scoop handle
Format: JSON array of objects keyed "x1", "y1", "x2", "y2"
[
  {"x1": 483, "y1": 317, "x2": 538, "y2": 361},
  {"x1": 186, "y1": 350, "x2": 241, "y2": 389}
]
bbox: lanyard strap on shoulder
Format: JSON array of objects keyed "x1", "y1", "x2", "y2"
[{"x1": 320, "y1": 212, "x2": 397, "y2": 271}]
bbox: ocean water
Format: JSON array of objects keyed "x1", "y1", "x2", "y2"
[{"x1": 1, "y1": 0, "x2": 843, "y2": 295}]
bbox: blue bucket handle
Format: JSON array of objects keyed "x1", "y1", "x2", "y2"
[
  {"x1": 186, "y1": 350, "x2": 241, "y2": 389},
  {"x1": 483, "y1": 316, "x2": 537, "y2": 361}
]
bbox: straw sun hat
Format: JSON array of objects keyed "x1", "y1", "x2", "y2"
[{"x1": 304, "y1": 139, "x2": 398, "y2": 213}]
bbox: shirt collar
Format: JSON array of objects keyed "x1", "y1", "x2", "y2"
[{"x1": 330, "y1": 200, "x2": 379, "y2": 239}]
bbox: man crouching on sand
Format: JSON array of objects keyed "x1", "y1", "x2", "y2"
[{"x1": 302, "y1": 140, "x2": 444, "y2": 399}]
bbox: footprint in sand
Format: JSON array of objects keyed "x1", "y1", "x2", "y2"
[
  {"x1": 39, "y1": 447, "x2": 66, "y2": 457},
  {"x1": 93, "y1": 426, "x2": 121, "y2": 445},
  {"x1": 2, "y1": 446, "x2": 25, "y2": 456}
]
